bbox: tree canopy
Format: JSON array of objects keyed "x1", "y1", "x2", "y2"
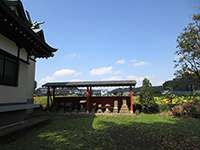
[{"x1": 175, "y1": 14, "x2": 200, "y2": 81}]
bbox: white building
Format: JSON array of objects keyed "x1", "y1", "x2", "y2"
[{"x1": 0, "y1": 0, "x2": 56, "y2": 134}]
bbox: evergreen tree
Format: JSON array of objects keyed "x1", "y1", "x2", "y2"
[{"x1": 140, "y1": 78, "x2": 155, "y2": 105}]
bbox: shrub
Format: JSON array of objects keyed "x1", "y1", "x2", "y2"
[
  {"x1": 171, "y1": 105, "x2": 185, "y2": 116},
  {"x1": 142, "y1": 104, "x2": 159, "y2": 113},
  {"x1": 194, "y1": 103, "x2": 200, "y2": 112},
  {"x1": 134, "y1": 104, "x2": 142, "y2": 113},
  {"x1": 159, "y1": 104, "x2": 172, "y2": 112},
  {"x1": 171, "y1": 102, "x2": 200, "y2": 117}
]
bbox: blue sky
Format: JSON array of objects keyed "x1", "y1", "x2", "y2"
[{"x1": 22, "y1": 0, "x2": 199, "y2": 87}]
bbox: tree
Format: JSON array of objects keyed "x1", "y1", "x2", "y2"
[
  {"x1": 175, "y1": 14, "x2": 200, "y2": 82},
  {"x1": 163, "y1": 73, "x2": 200, "y2": 92},
  {"x1": 140, "y1": 78, "x2": 154, "y2": 105}
]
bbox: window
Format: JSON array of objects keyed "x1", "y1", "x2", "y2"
[{"x1": 0, "y1": 50, "x2": 19, "y2": 86}]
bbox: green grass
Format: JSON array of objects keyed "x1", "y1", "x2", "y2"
[
  {"x1": 34, "y1": 96, "x2": 47, "y2": 106},
  {"x1": 1, "y1": 114, "x2": 200, "y2": 150}
]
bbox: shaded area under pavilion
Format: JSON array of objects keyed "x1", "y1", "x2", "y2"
[{"x1": 42, "y1": 80, "x2": 136, "y2": 113}]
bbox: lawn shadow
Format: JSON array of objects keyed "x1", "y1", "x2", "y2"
[
  {"x1": 1, "y1": 114, "x2": 200, "y2": 150},
  {"x1": 95, "y1": 116, "x2": 200, "y2": 150}
]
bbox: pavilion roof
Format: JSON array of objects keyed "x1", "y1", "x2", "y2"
[
  {"x1": 0, "y1": 0, "x2": 57, "y2": 58},
  {"x1": 43, "y1": 80, "x2": 136, "y2": 88}
]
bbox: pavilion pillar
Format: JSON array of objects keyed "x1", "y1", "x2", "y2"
[
  {"x1": 86, "y1": 87, "x2": 90, "y2": 112},
  {"x1": 130, "y1": 86, "x2": 134, "y2": 113},
  {"x1": 89, "y1": 87, "x2": 93, "y2": 111},
  {"x1": 52, "y1": 88, "x2": 55, "y2": 106},
  {"x1": 47, "y1": 87, "x2": 50, "y2": 110}
]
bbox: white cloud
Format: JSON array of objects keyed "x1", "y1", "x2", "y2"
[
  {"x1": 127, "y1": 75, "x2": 150, "y2": 87},
  {"x1": 112, "y1": 70, "x2": 122, "y2": 75},
  {"x1": 101, "y1": 74, "x2": 150, "y2": 87},
  {"x1": 127, "y1": 75, "x2": 165, "y2": 87},
  {"x1": 101, "y1": 76, "x2": 123, "y2": 81},
  {"x1": 90, "y1": 66, "x2": 113, "y2": 76},
  {"x1": 116, "y1": 59, "x2": 125, "y2": 64},
  {"x1": 65, "y1": 52, "x2": 80, "y2": 59},
  {"x1": 38, "y1": 68, "x2": 80, "y2": 87},
  {"x1": 69, "y1": 79, "x2": 86, "y2": 82},
  {"x1": 54, "y1": 69, "x2": 77, "y2": 77},
  {"x1": 127, "y1": 75, "x2": 146, "y2": 82},
  {"x1": 130, "y1": 59, "x2": 149, "y2": 67}
]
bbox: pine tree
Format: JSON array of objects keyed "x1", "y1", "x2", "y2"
[{"x1": 140, "y1": 78, "x2": 155, "y2": 105}]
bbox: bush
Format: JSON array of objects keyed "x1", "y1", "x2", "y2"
[
  {"x1": 159, "y1": 104, "x2": 173, "y2": 112},
  {"x1": 171, "y1": 105, "x2": 185, "y2": 116},
  {"x1": 142, "y1": 104, "x2": 159, "y2": 113},
  {"x1": 134, "y1": 104, "x2": 142, "y2": 113},
  {"x1": 171, "y1": 102, "x2": 200, "y2": 117}
]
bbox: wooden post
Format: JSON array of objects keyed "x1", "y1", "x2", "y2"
[
  {"x1": 47, "y1": 87, "x2": 50, "y2": 110},
  {"x1": 90, "y1": 87, "x2": 92, "y2": 96},
  {"x1": 52, "y1": 88, "x2": 55, "y2": 106},
  {"x1": 50, "y1": 94, "x2": 53, "y2": 106},
  {"x1": 89, "y1": 86, "x2": 92, "y2": 111},
  {"x1": 86, "y1": 87, "x2": 90, "y2": 112},
  {"x1": 130, "y1": 86, "x2": 133, "y2": 113}
]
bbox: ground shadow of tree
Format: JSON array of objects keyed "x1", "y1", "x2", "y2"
[
  {"x1": 97, "y1": 118, "x2": 200, "y2": 150},
  {"x1": 1, "y1": 114, "x2": 200, "y2": 150}
]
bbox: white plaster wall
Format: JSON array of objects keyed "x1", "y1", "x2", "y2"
[
  {"x1": 19, "y1": 48, "x2": 28, "y2": 61},
  {"x1": 0, "y1": 34, "x2": 18, "y2": 56},
  {"x1": 0, "y1": 34, "x2": 35, "y2": 104}
]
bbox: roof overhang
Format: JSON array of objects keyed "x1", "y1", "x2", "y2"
[
  {"x1": 0, "y1": 1, "x2": 57, "y2": 58},
  {"x1": 43, "y1": 80, "x2": 137, "y2": 88}
]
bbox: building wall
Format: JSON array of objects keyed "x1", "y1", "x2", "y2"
[{"x1": 0, "y1": 33, "x2": 35, "y2": 104}]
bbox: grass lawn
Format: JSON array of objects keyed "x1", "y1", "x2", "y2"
[
  {"x1": 34, "y1": 96, "x2": 47, "y2": 106},
  {"x1": 1, "y1": 114, "x2": 200, "y2": 150}
]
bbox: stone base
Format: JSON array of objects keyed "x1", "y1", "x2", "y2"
[
  {"x1": 113, "y1": 107, "x2": 118, "y2": 113},
  {"x1": 104, "y1": 108, "x2": 111, "y2": 113},
  {"x1": 119, "y1": 106, "x2": 129, "y2": 113},
  {"x1": 104, "y1": 104, "x2": 111, "y2": 113},
  {"x1": 95, "y1": 113, "x2": 135, "y2": 116},
  {"x1": 119, "y1": 100, "x2": 129, "y2": 113},
  {"x1": 96, "y1": 104, "x2": 103, "y2": 113},
  {"x1": 97, "y1": 108, "x2": 103, "y2": 113}
]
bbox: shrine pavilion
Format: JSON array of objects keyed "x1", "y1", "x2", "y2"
[{"x1": 43, "y1": 80, "x2": 136, "y2": 113}]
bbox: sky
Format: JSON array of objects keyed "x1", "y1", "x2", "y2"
[{"x1": 22, "y1": 0, "x2": 199, "y2": 87}]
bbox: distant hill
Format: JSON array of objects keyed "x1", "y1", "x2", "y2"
[{"x1": 110, "y1": 86, "x2": 163, "y2": 95}]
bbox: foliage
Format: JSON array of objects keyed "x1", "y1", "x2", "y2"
[
  {"x1": 139, "y1": 78, "x2": 158, "y2": 113},
  {"x1": 133, "y1": 96, "x2": 140, "y2": 104},
  {"x1": 164, "y1": 89, "x2": 175, "y2": 101},
  {"x1": 139, "y1": 78, "x2": 155, "y2": 105},
  {"x1": 163, "y1": 75, "x2": 200, "y2": 91},
  {"x1": 141, "y1": 104, "x2": 159, "y2": 113},
  {"x1": 172, "y1": 102, "x2": 200, "y2": 117},
  {"x1": 1, "y1": 114, "x2": 200, "y2": 150},
  {"x1": 175, "y1": 14, "x2": 200, "y2": 82},
  {"x1": 154, "y1": 95, "x2": 200, "y2": 112},
  {"x1": 33, "y1": 96, "x2": 47, "y2": 106},
  {"x1": 154, "y1": 96, "x2": 200, "y2": 105}
]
